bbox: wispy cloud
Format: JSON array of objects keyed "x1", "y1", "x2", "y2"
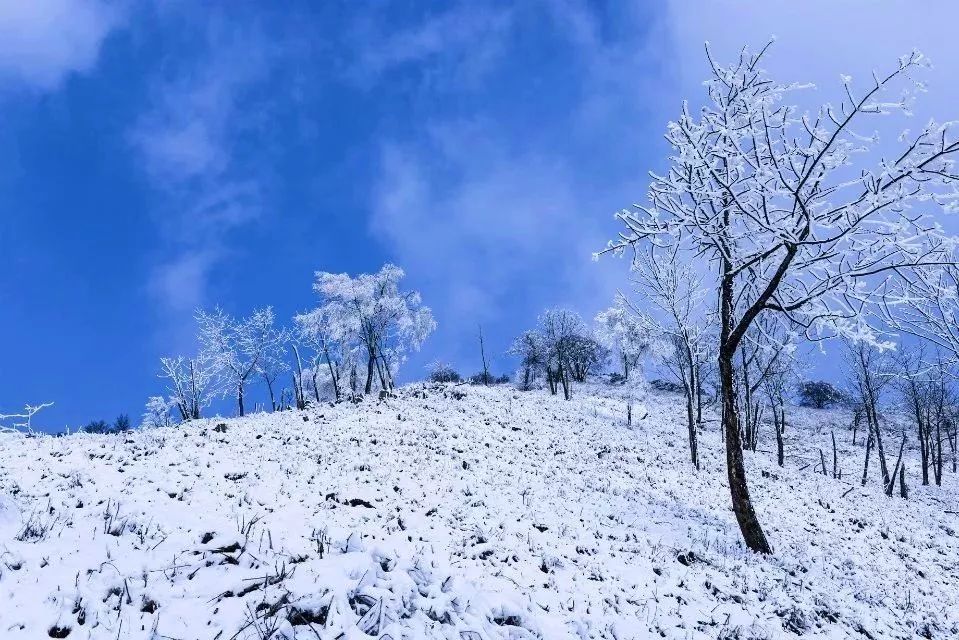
[
  {"x1": 0, "y1": 0, "x2": 123, "y2": 90},
  {"x1": 130, "y1": 16, "x2": 281, "y2": 318},
  {"x1": 348, "y1": 3, "x2": 515, "y2": 90},
  {"x1": 367, "y1": 1, "x2": 668, "y2": 369}
]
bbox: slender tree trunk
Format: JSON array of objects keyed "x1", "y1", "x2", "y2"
[
  {"x1": 685, "y1": 384, "x2": 699, "y2": 469},
  {"x1": 862, "y1": 430, "x2": 874, "y2": 486},
  {"x1": 695, "y1": 363, "x2": 704, "y2": 426},
  {"x1": 237, "y1": 383, "x2": 245, "y2": 417},
  {"x1": 264, "y1": 375, "x2": 276, "y2": 412},
  {"x1": 832, "y1": 430, "x2": 839, "y2": 479},
  {"x1": 851, "y1": 408, "x2": 860, "y2": 446},
  {"x1": 375, "y1": 355, "x2": 389, "y2": 392},
  {"x1": 292, "y1": 345, "x2": 306, "y2": 409},
  {"x1": 719, "y1": 347, "x2": 771, "y2": 553},
  {"x1": 915, "y1": 399, "x2": 930, "y2": 485},
  {"x1": 867, "y1": 392, "x2": 889, "y2": 485},
  {"x1": 365, "y1": 354, "x2": 375, "y2": 395},
  {"x1": 886, "y1": 433, "x2": 907, "y2": 496},
  {"x1": 323, "y1": 344, "x2": 340, "y2": 401},
  {"x1": 949, "y1": 421, "x2": 957, "y2": 473},
  {"x1": 775, "y1": 404, "x2": 785, "y2": 467},
  {"x1": 934, "y1": 420, "x2": 943, "y2": 486},
  {"x1": 479, "y1": 324, "x2": 490, "y2": 386}
]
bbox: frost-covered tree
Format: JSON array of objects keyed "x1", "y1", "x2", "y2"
[
  {"x1": 508, "y1": 330, "x2": 546, "y2": 390},
  {"x1": 141, "y1": 396, "x2": 174, "y2": 429},
  {"x1": 735, "y1": 320, "x2": 796, "y2": 453},
  {"x1": 197, "y1": 306, "x2": 281, "y2": 417},
  {"x1": 510, "y1": 311, "x2": 603, "y2": 395},
  {"x1": 845, "y1": 340, "x2": 895, "y2": 490},
  {"x1": 159, "y1": 354, "x2": 217, "y2": 421},
  {"x1": 605, "y1": 44, "x2": 959, "y2": 553},
  {"x1": 627, "y1": 246, "x2": 712, "y2": 469},
  {"x1": 255, "y1": 322, "x2": 291, "y2": 412},
  {"x1": 293, "y1": 306, "x2": 351, "y2": 402},
  {"x1": 895, "y1": 346, "x2": 953, "y2": 487},
  {"x1": 310, "y1": 264, "x2": 435, "y2": 395},
  {"x1": 759, "y1": 339, "x2": 801, "y2": 468},
  {"x1": 595, "y1": 298, "x2": 649, "y2": 382},
  {"x1": 737, "y1": 318, "x2": 798, "y2": 455},
  {"x1": 565, "y1": 334, "x2": 610, "y2": 383},
  {"x1": 538, "y1": 308, "x2": 588, "y2": 400}
]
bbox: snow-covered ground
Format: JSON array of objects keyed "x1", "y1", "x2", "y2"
[{"x1": 0, "y1": 383, "x2": 956, "y2": 639}]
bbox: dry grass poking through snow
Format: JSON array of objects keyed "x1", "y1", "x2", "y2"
[{"x1": 0, "y1": 383, "x2": 957, "y2": 639}]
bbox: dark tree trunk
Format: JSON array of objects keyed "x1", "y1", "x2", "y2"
[
  {"x1": 292, "y1": 345, "x2": 306, "y2": 410},
  {"x1": 862, "y1": 430, "x2": 874, "y2": 486},
  {"x1": 685, "y1": 386, "x2": 699, "y2": 470},
  {"x1": 375, "y1": 355, "x2": 389, "y2": 393},
  {"x1": 832, "y1": 430, "x2": 839, "y2": 479},
  {"x1": 264, "y1": 375, "x2": 276, "y2": 412},
  {"x1": 886, "y1": 433, "x2": 906, "y2": 496},
  {"x1": 719, "y1": 347, "x2": 772, "y2": 554},
  {"x1": 479, "y1": 324, "x2": 490, "y2": 387},
  {"x1": 237, "y1": 384, "x2": 245, "y2": 417},
  {"x1": 365, "y1": 354, "x2": 375, "y2": 395},
  {"x1": 323, "y1": 344, "x2": 340, "y2": 401},
  {"x1": 934, "y1": 420, "x2": 943, "y2": 486},
  {"x1": 774, "y1": 404, "x2": 785, "y2": 467}
]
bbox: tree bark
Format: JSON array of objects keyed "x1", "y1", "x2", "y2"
[
  {"x1": 479, "y1": 324, "x2": 490, "y2": 386},
  {"x1": 719, "y1": 347, "x2": 772, "y2": 553},
  {"x1": 265, "y1": 375, "x2": 276, "y2": 412},
  {"x1": 685, "y1": 387, "x2": 699, "y2": 470},
  {"x1": 774, "y1": 405, "x2": 785, "y2": 467},
  {"x1": 862, "y1": 430, "x2": 874, "y2": 486},
  {"x1": 365, "y1": 354, "x2": 375, "y2": 394},
  {"x1": 323, "y1": 344, "x2": 340, "y2": 401}
]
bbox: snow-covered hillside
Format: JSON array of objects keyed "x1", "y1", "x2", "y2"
[{"x1": 0, "y1": 384, "x2": 956, "y2": 639}]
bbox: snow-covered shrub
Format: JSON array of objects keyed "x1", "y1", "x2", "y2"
[{"x1": 428, "y1": 361, "x2": 461, "y2": 383}]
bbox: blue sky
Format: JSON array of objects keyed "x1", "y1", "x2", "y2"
[{"x1": 2, "y1": 1, "x2": 958, "y2": 430}]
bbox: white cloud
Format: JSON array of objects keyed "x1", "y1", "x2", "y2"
[
  {"x1": 0, "y1": 0, "x2": 122, "y2": 90},
  {"x1": 349, "y1": 4, "x2": 515, "y2": 89},
  {"x1": 365, "y1": 1, "x2": 667, "y2": 369},
  {"x1": 131, "y1": 20, "x2": 279, "y2": 316},
  {"x1": 373, "y1": 120, "x2": 631, "y2": 369},
  {"x1": 148, "y1": 249, "x2": 216, "y2": 317}
]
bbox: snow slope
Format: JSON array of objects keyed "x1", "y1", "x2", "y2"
[{"x1": 0, "y1": 384, "x2": 956, "y2": 639}]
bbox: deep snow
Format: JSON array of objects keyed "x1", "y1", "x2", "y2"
[{"x1": 0, "y1": 383, "x2": 956, "y2": 639}]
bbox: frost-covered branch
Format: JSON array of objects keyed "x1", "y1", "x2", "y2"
[{"x1": 0, "y1": 402, "x2": 53, "y2": 433}]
